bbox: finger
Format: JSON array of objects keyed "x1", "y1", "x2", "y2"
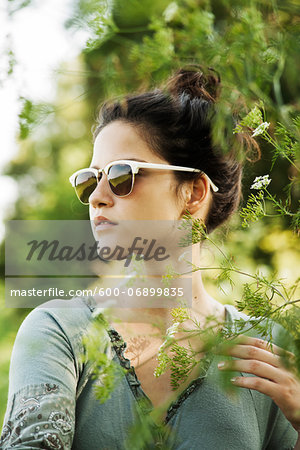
[
  {"x1": 226, "y1": 335, "x2": 295, "y2": 360},
  {"x1": 218, "y1": 359, "x2": 287, "y2": 383},
  {"x1": 230, "y1": 375, "x2": 277, "y2": 399},
  {"x1": 231, "y1": 375, "x2": 300, "y2": 428},
  {"x1": 216, "y1": 344, "x2": 282, "y2": 368}
]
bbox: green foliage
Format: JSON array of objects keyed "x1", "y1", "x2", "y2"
[
  {"x1": 235, "y1": 107, "x2": 299, "y2": 233},
  {"x1": 162, "y1": 265, "x2": 181, "y2": 288},
  {"x1": 292, "y1": 210, "x2": 300, "y2": 233},
  {"x1": 178, "y1": 212, "x2": 207, "y2": 246},
  {"x1": 216, "y1": 256, "x2": 237, "y2": 292},
  {"x1": 125, "y1": 399, "x2": 171, "y2": 449},
  {"x1": 18, "y1": 98, "x2": 54, "y2": 139},
  {"x1": 159, "y1": 213, "x2": 300, "y2": 383},
  {"x1": 236, "y1": 282, "x2": 273, "y2": 317},
  {"x1": 237, "y1": 107, "x2": 300, "y2": 171},
  {"x1": 233, "y1": 105, "x2": 264, "y2": 133},
  {"x1": 240, "y1": 190, "x2": 266, "y2": 227},
  {"x1": 130, "y1": 21, "x2": 175, "y2": 76},
  {"x1": 81, "y1": 312, "x2": 127, "y2": 403},
  {"x1": 65, "y1": 0, "x2": 114, "y2": 45},
  {"x1": 154, "y1": 306, "x2": 223, "y2": 390},
  {"x1": 273, "y1": 120, "x2": 300, "y2": 168},
  {"x1": 7, "y1": 0, "x2": 33, "y2": 15},
  {"x1": 156, "y1": 340, "x2": 198, "y2": 390},
  {"x1": 170, "y1": 307, "x2": 190, "y2": 323},
  {"x1": 168, "y1": 343, "x2": 198, "y2": 389},
  {"x1": 1, "y1": 0, "x2": 300, "y2": 436},
  {"x1": 0, "y1": 35, "x2": 16, "y2": 84}
]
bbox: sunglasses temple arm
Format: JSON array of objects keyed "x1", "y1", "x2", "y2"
[{"x1": 170, "y1": 166, "x2": 219, "y2": 192}]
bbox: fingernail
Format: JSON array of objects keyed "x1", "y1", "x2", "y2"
[
  {"x1": 218, "y1": 362, "x2": 225, "y2": 369},
  {"x1": 231, "y1": 377, "x2": 237, "y2": 383}
]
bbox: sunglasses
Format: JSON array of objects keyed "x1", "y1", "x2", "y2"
[{"x1": 69, "y1": 159, "x2": 219, "y2": 204}]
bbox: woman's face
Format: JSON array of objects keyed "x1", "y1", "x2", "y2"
[
  {"x1": 88, "y1": 120, "x2": 189, "y2": 270},
  {"x1": 89, "y1": 120, "x2": 184, "y2": 223},
  {"x1": 88, "y1": 120, "x2": 193, "y2": 277}
]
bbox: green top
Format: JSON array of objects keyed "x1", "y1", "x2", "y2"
[{"x1": 1, "y1": 297, "x2": 297, "y2": 449}]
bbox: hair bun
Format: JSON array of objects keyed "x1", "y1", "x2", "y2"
[{"x1": 166, "y1": 66, "x2": 221, "y2": 102}]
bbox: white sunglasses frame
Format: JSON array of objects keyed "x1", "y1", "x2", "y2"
[{"x1": 69, "y1": 159, "x2": 219, "y2": 204}]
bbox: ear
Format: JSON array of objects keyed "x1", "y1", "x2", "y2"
[{"x1": 184, "y1": 175, "x2": 211, "y2": 215}]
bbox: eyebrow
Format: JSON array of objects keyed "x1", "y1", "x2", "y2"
[
  {"x1": 90, "y1": 158, "x2": 148, "y2": 169},
  {"x1": 125, "y1": 158, "x2": 148, "y2": 162}
]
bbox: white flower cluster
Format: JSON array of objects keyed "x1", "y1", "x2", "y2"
[
  {"x1": 252, "y1": 122, "x2": 270, "y2": 137},
  {"x1": 163, "y1": 2, "x2": 179, "y2": 22},
  {"x1": 156, "y1": 321, "x2": 180, "y2": 356},
  {"x1": 250, "y1": 175, "x2": 271, "y2": 190},
  {"x1": 166, "y1": 321, "x2": 180, "y2": 338}
]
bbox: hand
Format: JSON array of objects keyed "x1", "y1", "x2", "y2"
[{"x1": 217, "y1": 335, "x2": 300, "y2": 433}]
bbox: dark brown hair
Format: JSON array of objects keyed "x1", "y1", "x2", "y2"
[{"x1": 94, "y1": 67, "x2": 245, "y2": 233}]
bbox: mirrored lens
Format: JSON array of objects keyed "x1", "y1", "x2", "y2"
[
  {"x1": 108, "y1": 164, "x2": 133, "y2": 196},
  {"x1": 75, "y1": 171, "x2": 98, "y2": 204}
]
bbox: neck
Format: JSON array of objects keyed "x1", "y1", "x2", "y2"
[
  {"x1": 190, "y1": 243, "x2": 225, "y2": 325},
  {"x1": 101, "y1": 243, "x2": 225, "y2": 332}
]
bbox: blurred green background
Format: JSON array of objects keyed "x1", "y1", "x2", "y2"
[{"x1": 1, "y1": 0, "x2": 299, "y2": 426}]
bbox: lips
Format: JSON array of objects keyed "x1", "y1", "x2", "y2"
[{"x1": 93, "y1": 216, "x2": 118, "y2": 227}]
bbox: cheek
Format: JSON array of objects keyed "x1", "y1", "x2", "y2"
[{"x1": 140, "y1": 186, "x2": 183, "y2": 220}]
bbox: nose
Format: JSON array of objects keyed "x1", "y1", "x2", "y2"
[{"x1": 89, "y1": 173, "x2": 114, "y2": 208}]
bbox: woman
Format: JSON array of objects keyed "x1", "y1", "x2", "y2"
[{"x1": 1, "y1": 68, "x2": 299, "y2": 449}]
